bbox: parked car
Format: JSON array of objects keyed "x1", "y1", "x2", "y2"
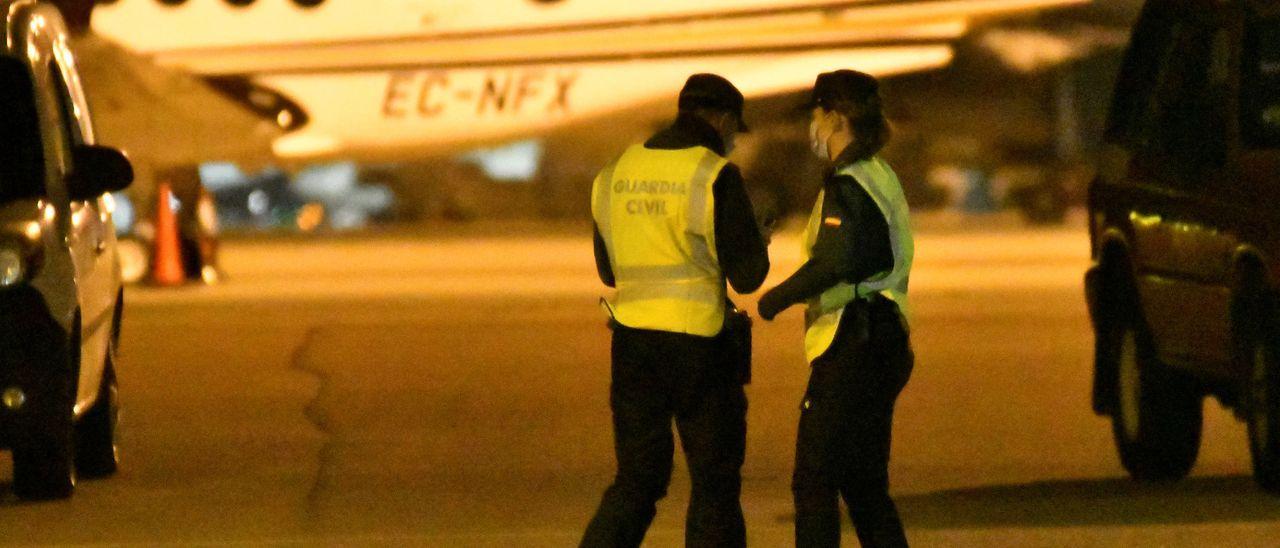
[
  {"x1": 0, "y1": 0, "x2": 133, "y2": 500},
  {"x1": 1086, "y1": 0, "x2": 1280, "y2": 490}
]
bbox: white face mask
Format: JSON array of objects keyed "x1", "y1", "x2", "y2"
[
  {"x1": 809, "y1": 118, "x2": 830, "y2": 160},
  {"x1": 723, "y1": 132, "x2": 736, "y2": 156}
]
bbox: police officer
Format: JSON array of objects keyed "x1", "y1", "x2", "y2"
[
  {"x1": 758, "y1": 70, "x2": 915, "y2": 548},
  {"x1": 582, "y1": 74, "x2": 770, "y2": 548}
]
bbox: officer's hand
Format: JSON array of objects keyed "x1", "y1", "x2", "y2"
[{"x1": 758, "y1": 290, "x2": 785, "y2": 321}]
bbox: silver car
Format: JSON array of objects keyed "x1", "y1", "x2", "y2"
[{"x1": 0, "y1": 0, "x2": 132, "y2": 500}]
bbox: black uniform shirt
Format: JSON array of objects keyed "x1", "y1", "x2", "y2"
[
  {"x1": 758, "y1": 148, "x2": 893, "y2": 318},
  {"x1": 593, "y1": 113, "x2": 770, "y2": 294}
]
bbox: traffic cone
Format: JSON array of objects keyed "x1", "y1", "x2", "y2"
[{"x1": 149, "y1": 182, "x2": 186, "y2": 287}]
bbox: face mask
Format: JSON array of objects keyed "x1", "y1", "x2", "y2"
[
  {"x1": 723, "y1": 133, "x2": 737, "y2": 156},
  {"x1": 809, "y1": 119, "x2": 830, "y2": 160}
]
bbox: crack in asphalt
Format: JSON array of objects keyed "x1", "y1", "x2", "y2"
[{"x1": 288, "y1": 326, "x2": 333, "y2": 514}]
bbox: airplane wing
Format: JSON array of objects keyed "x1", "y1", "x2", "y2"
[{"x1": 70, "y1": 34, "x2": 281, "y2": 172}]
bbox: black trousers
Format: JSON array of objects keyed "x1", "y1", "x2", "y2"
[
  {"x1": 581, "y1": 325, "x2": 748, "y2": 548},
  {"x1": 794, "y1": 299, "x2": 913, "y2": 548}
]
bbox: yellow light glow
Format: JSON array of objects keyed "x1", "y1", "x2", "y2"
[
  {"x1": 23, "y1": 221, "x2": 41, "y2": 241},
  {"x1": 273, "y1": 134, "x2": 342, "y2": 158},
  {"x1": 1129, "y1": 211, "x2": 1162, "y2": 229},
  {"x1": 201, "y1": 265, "x2": 220, "y2": 285},
  {"x1": 102, "y1": 191, "x2": 117, "y2": 215}
]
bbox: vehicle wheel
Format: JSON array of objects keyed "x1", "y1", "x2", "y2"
[
  {"x1": 12, "y1": 369, "x2": 77, "y2": 501},
  {"x1": 75, "y1": 348, "x2": 119, "y2": 479},
  {"x1": 1246, "y1": 332, "x2": 1280, "y2": 492},
  {"x1": 1108, "y1": 305, "x2": 1203, "y2": 481}
]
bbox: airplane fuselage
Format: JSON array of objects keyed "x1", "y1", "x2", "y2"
[{"x1": 90, "y1": 0, "x2": 1085, "y2": 161}]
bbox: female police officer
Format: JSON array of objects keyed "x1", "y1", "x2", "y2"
[{"x1": 758, "y1": 70, "x2": 915, "y2": 548}]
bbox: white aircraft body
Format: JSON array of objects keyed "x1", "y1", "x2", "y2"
[{"x1": 89, "y1": 0, "x2": 1087, "y2": 162}]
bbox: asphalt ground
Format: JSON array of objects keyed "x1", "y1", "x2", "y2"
[{"x1": 1, "y1": 215, "x2": 1279, "y2": 546}]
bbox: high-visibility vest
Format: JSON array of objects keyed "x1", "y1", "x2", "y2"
[
  {"x1": 802, "y1": 156, "x2": 914, "y2": 363},
  {"x1": 592, "y1": 144, "x2": 729, "y2": 337}
]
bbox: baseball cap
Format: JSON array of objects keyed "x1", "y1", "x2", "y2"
[
  {"x1": 678, "y1": 73, "x2": 750, "y2": 133},
  {"x1": 798, "y1": 69, "x2": 880, "y2": 112}
]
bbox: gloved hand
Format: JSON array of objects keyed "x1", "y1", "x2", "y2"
[{"x1": 757, "y1": 289, "x2": 786, "y2": 321}]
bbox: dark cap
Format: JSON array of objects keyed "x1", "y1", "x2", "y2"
[
  {"x1": 678, "y1": 73, "x2": 749, "y2": 132},
  {"x1": 799, "y1": 69, "x2": 880, "y2": 112}
]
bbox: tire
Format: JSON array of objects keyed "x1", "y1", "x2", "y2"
[
  {"x1": 1239, "y1": 285, "x2": 1280, "y2": 493},
  {"x1": 12, "y1": 367, "x2": 77, "y2": 501},
  {"x1": 1246, "y1": 330, "x2": 1280, "y2": 492},
  {"x1": 75, "y1": 348, "x2": 119, "y2": 479},
  {"x1": 1106, "y1": 301, "x2": 1203, "y2": 481}
]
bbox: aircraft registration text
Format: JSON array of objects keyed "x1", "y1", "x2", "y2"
[{"x1": 382, "y1": 69, "x2": 579, "y2": 118}]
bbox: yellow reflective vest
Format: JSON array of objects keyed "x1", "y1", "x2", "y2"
[
  {"x1": 802, "y1": 156, "x2": 914, "y2": 363},
  {"x1": 592, "y1": 144, "x2": 729, "y2": 337}
]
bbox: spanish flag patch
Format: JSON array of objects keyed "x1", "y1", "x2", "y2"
[{"x1": 823, "y1": 216, "x2": 843, "y2": 227}]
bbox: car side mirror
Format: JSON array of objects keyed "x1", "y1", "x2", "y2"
[{"x1": 69, "y1": 145, "x2": 134, "y2": 201}]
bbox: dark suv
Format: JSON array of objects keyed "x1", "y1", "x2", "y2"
[{"x1": 1087, "y1": 0, "x2": 1280, "y2": 490}]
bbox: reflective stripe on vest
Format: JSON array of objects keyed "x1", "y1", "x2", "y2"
[
  {"x1": 591, "y1": 144, "x2": 728, "y2": 337},
  {"x1": 802, "y1": 156, "x2": 914, "y2": 363}
]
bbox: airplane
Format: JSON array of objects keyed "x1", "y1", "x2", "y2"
[{"x1": 74, "y1": 0, "x2": 1091, "y2": 164}]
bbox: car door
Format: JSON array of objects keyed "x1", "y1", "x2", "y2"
[
  {"x1": 1120, "y1": 4, "x2": 1241, "y2": 373},
  {"x1": 46, "y1": 54, "x2": 113, "y2": 412}
]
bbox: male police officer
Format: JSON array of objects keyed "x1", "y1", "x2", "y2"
[{"x1": 583, "y1": 74, "x2": 770, "y2": 548}]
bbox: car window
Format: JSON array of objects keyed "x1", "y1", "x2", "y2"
[
  {"x1": 49, "y1": 60, "x2": 84, "y2": 150},
  {"x1": 0, "y1": 58, "x2": 46, "y2": 203},
  {"x1": 1105, "y1": 8, "x2": 1177, "y2": 146},
  {"x1": 1242, "y1": 14, "x2": 1280, "y2": 148},
  {"x1": 1155, "y1": 24, "x2": 1230, "y2": 165},
  {"x1": 1130, "y1": 24, "x2": 1181, "y2": 151}
]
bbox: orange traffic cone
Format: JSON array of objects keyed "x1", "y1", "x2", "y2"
[{"x1": 150, "y1": 182, "x2": 186, "y2": 287}]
